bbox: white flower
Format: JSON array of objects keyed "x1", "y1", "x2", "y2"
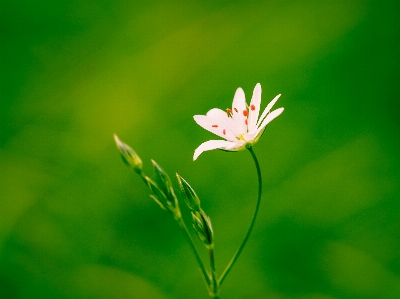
[{"x1": 193, "y1": 83, "x2": 284, "y2": 160}]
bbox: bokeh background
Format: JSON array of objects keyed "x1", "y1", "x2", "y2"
[{"x1": 1, "y1": 1, "x2": 399, "y2": 298}]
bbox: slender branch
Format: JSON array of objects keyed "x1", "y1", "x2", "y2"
[
  {"x1": 218, "y1": 146, "x2": 262, "y2": 286},
  {"x1": 209, "y1": 247, "x2": 216, "y2": 276},
  {"x1": 208, "y1": 246, "x2": 219, "y2": 298},
  {"x1": 177, "y1": 218, "x2": 211, "y2": 289}
]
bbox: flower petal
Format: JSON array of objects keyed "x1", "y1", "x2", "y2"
[
  {"x1": 247, "y1": 83, "x2": 261, "y2": 132},
  {"x1": 243, "y1": 130, "x2": 257, "y2": 142},
  {"x1": 257, "y1": 94, "x2": 281, "y2": 128},
  {"x1": 206, "y1": 108, "x2": 227, "y2": 118},
  {"x1": 193, "y1": 115, "x2": 237, "y2": 141},
  {"x1": 193, "y1": 140, "x2": 241, "y2": 160},
  {"x1": 206, "y1": 108, "x2": 239, "y2": 138},
  {"x1": 231, "y1": 87, "x2": 247, "y2": 134},
  {"x1": 255, "y1": 107, "x2": 284, "y2": 137}
]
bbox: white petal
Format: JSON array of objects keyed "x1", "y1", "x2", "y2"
[
  {"x1": 243, "y1": 130, "x2": 257, "y2": 142},
  {"x1": 255, "y1": 107, "x2": 284, "y2": 137},
  {"x1": 206, "y1": 108, "x2": 226, "y2": 118},
  {"x1": 193, "y1": 115, "x2": 237, "y2": 141},
  {"x1": 231, "y1": 87, "x2": 247, "y2": 134},
  {"x1": 206, "y1": 108, "x2": 239, "y2": 137},
  {"x1": 193, "y1": 140, "x2": 241, "y2": 160},
  {"x1": 257, "y1": 94, "x2": 281, "y2": 128},
  {"x1": 247, "y1": 83, "x2": 261, "y2": 132}
]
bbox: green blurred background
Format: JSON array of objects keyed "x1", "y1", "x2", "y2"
[{"x1": 1, "y1": 1, "x2": 399, "y2": 298}]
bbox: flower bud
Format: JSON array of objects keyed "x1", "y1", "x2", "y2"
[
  {"x1": 152, "y1": 160, "x2": 179, "y2": 208},
  {"x1": 176, "y1": 174, "x2": 201, "y2": 212},
  {"x1": 192, "y1": 210, "x2": 214, "y2": 247},
  {"x1": 114, "y1": 134, "x2": 143, "y2": 174},
  {"x1": 152, "y1": 160, "x2": 172, "y2": 195}
]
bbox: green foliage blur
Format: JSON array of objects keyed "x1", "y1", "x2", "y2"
[{"x1": 1, "y1": 1, "x2": 399, "y2": 298}]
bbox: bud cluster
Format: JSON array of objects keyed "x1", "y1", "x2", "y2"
[
  {"x1": 114, "y1": 134, "x2": 217, "y2": 295},
  {"x1": 114, "y1": 135, "x2": 181, "y2": 219}
]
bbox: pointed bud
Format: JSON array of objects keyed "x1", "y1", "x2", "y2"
[
  {"x1": 176, "y1": 174, "x2": 201, "y2": 212},
  {"x1": 152, "y1": 160, "x2": 172, "y2": 195},
  {"x1": 151, "y1": 160, "x2": 178, "y2": 208},
  {"x1": 192, "y1": 210, "x2": 214, "y2": 247},
  {"x1": 114, "y1": 134, "x2": 143, "y2": 174}
]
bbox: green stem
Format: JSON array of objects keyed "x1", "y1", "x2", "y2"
[
  {"x1": 209, "y1": 246, "x2": 219, "y2": 298},
  {"x1": 218, "y1": 146, "x2": 262, "y2": 286},
  {"x1": 177, "y1": 218, "x2": 211, "y2": 289}
]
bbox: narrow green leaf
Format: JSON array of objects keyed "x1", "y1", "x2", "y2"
[
  {"x1": 149, "y1": 195, "x2": 167, "y2": 210},
  {"x1": 144, "y1": 176, "x2": 168, "y2": 208}
]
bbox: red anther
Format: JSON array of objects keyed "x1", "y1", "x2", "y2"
[
  {"x1": 226, "y1": 108, "x2": 232, "y2": 113},
  {"x1": 223, "y1": 129, "x2": 226, "y2": 135},
  {"x1": 245, "y1": 119, "x2": 248, "y2": 125},
  {"x1": 250, "y1": 104, "x2": 256, "y2": 111},
  {"x1": 243, "y1": 110, "x2": 248, "y2": 117},
  {"x1": 212, "y1": 125, "x2": 218, "y2": 128}
]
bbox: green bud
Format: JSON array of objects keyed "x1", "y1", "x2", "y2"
[
  {"x1": 152, "y1": 160, "x2": 172, "y2": 195},
  {"x1": 114, "y1": 134, "x2": 143, "y2": 174},
  {"x1": 151, "y1": 160, "x2": 178, "y2": 208},
  {"x1": 192, "y1": 210, "x2": 214, "y2": 247},
  {"x1": 176, "y1": 174, "x2": 201, "y2": 212}
]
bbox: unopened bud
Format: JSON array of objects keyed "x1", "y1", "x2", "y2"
[
  {"x1": 152, "y1": 160, "x2": 179, "y2": 208},
  {"x1": 114, "y1": 134, "x2": 143, "y2": 174},
  {"x1": 192, "y1": 210, "x2": 214, "y2": 247},
  {"x1": 152, "y1": 160, "x2": 172, "y2": 196},
  {"x1": 176, "y1": 174, "x2": 201, "y2": 212}
]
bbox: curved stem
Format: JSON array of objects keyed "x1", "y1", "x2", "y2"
[
  {"x1": 218, "y1": 146, "x2": 262, "y2": 286},
  {"x1": 177, "y1": 218, "x2": 211, "y2": 289}
]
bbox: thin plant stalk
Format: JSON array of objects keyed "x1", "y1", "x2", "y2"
[
  {"x1": 177, "y1": 218, "x2": 211, "y2": 290},
  {"x1": 208, "y1": 246, "x2": 219, "y2": 298},
  {"x1": 218, "y1": 146, "x2": 262, "y2": 286}
]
